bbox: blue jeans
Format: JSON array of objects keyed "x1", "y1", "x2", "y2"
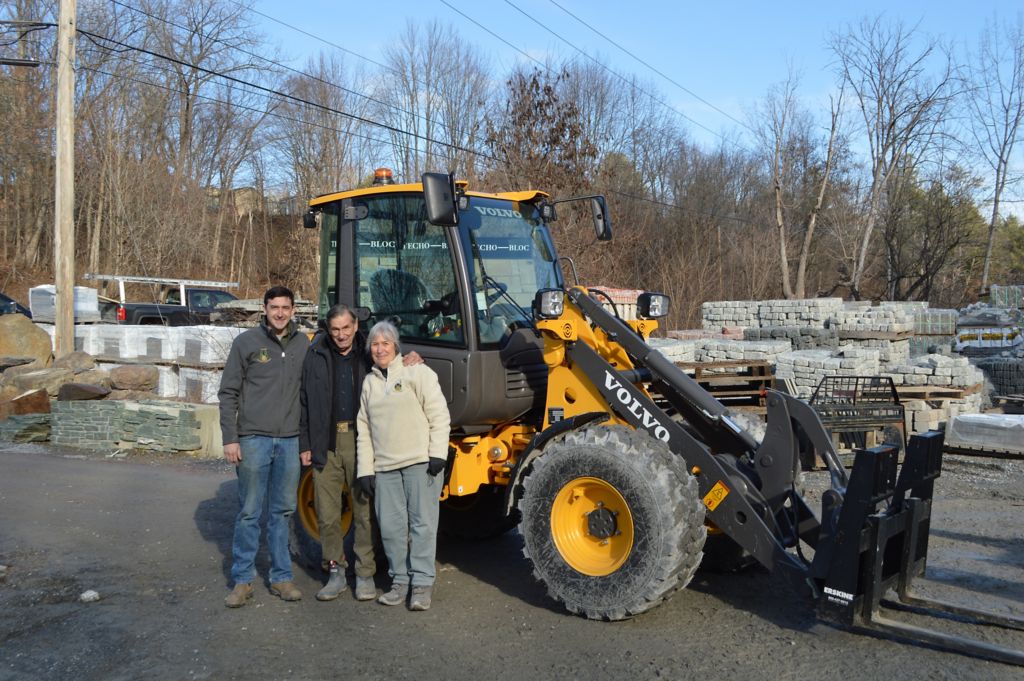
[
  {"x1": 231, "y1": 435, "x2": 300, "y2": 585},
  {"x1": 375, "y1": 463, "x2": 440, "y2": 588}
]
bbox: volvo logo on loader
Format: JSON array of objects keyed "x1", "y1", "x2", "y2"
[{"x1": 603, "y1": 371, "x2": 670, "y2": 442}]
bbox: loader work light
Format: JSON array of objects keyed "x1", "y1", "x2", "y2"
[
  {"x1": 534, "y1": 289, "x2": 565, "y2": 319},
  {"x1": 637, "y1": 292, "x2": 669, "y2": 319}
]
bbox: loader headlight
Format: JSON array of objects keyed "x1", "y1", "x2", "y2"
[
  {"x1": 534, "y1": 289, "x2": 565, "y2": 319},
  {"x1": 637, "y1": 292, "x2": 669, "y2": 319}
]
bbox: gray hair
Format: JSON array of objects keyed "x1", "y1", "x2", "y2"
[
  {"x1": 325, "y1": 304, "x2": 356, "y2": 324},
  {"x1": 367, "y1": 320, "x2": 401, "y2": 354}
]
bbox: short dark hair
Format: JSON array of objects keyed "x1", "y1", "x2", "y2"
[
  {"x1": 264, "y1": 286, "x2": 295, "y2": 305},
  {"x1": 326, "y1": 304, "x2": 356, "y2": 323}
]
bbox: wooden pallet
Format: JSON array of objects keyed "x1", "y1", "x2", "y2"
[
  {"x1": 836, "y1": 329, "x2": 914, "y2": 340},
  {"x1": 993, "y1": 394, "x2": 1024, "y2": 414},
  {"x1": 894, "y1": 383, "x2": 982, "y2": 401},
  {"x1": 673, "y1": 360, "x2": 774, "y2": 409}
]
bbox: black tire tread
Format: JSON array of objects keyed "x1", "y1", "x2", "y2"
[{"x1": 520, "y1": 425, "x2": 706, "y2": 620}]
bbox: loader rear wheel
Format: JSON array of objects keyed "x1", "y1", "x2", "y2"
[
  {"x1": 290, "y1": 465, "x2": 353, "y2": 570},
  {"x1": 520, "y1": 426, "x2": 706, "y2": 620}
]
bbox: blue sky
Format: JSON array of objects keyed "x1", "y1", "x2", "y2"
[{"x1": 254, "y1": 0, "x2": 1022, "y2": 150}]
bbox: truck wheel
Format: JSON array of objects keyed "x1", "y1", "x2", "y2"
[
  {"x1": 440, "y1": 485, "x2": 520, "y2": 540},
  {"x1": 290, "y1": 466, "x2": 353, "y2": 569},
  {"x1": 519, "y1": 426, "x2": 706, "y2": 620}
]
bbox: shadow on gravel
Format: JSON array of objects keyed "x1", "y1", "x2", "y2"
[
  {"x1": 435, "y1": 531, "x2": 565, "y2": 616},
  {"x1": 930, "y1": 527, "x2": 1023, "y2": 556},
  {"x1": 193, "y1": 479, "x2": 298, "y2": 588},
  {"x1": 689, "y1": 565, "x2": 819, "y2": 634},
  {"x1": 194, "y1": 480, "x2": 238, "y2": 586}
]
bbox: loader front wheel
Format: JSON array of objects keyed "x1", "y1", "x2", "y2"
[{"x1": 520, "y1": 426, "x2": 706, "y2": 620}]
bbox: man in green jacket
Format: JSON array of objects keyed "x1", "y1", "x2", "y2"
[{"x1": 219, "y1": 286, "x2": 309, "y2": 608}]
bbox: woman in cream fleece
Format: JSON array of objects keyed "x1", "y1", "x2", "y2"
[{"x1": 355, "y1": 320, "x2": 450, "y2": 611}]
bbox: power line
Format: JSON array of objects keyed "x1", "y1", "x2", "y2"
[
  {"x1": 238, "y1": 0, "x2": 396, "y2": 76},
  {"x1": 77, "y1": 26, "x2": 502, "y2": 165},
  {"x1": 608, "y1": 189, "x2": 761, "y2": 226},
  {"x1": 545, "y1": 0, "x2": 753, "y2": 133},
  {"x1": 495, "y1": 0, "x2": 749, "y2": 152},
  {"x1": 109, "y1": 0, "x2": 452, "y2": 138}
]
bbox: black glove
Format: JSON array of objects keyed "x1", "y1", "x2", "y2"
[
  {"x1": 356, "y1": 475, "x2": 376, "y2": 499},
  {"x1": 427, "y1": 458, "x2": 446, "y2": 477}
]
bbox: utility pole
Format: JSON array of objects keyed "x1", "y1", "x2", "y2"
[{"x1": 53, "y1": 0, "x2": 77, "y2": 357}]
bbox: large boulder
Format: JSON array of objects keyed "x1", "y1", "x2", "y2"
[
  {"x1": 9, "y1": 368, "x2": 75, "y2": 397},
  {"x1": 74, "y1": 368, "x2": 112, "y2": 389},
  {"x1": 109, "y1": 365, "x2": 159, "y2": 392},
  {"x1": 0, "y1": 360, "x2": 46, "y2": 385},
  {"x1": 0, "y1": 388, "x2": 50, "y2": 418},
  {"x1": 106, "y1": 389, "x2": 166, "y2": 401},
  {"x1": 57, "y1": 383, "x2": 110, "y2": 401},
  {"x1": 0, "y1": 314, "x2": 51, "y2": 367},
  {"x1": 53, "y1": 351, "x2": 96, "y2": 374}
]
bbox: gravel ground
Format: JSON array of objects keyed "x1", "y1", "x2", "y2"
[{"x1": 0, "y1": 442, "x2": 1021, "y2": 681}]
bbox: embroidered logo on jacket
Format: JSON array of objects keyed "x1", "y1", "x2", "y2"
[{"x1": 256, "y1": 348, "x2": 271, "y2": 363}]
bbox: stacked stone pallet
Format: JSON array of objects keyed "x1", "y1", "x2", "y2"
[
  {"x1": 39, "y1": 324, "x2": 243, "y2": 403},
  {"x1": 696, "y1": 339, "x2": 792, "y2": 367},
  {"x1": 974, "y1": 356, "x2": 1024, "y2": 396},
  {"x1": 774, "y1": 348, "x2": 881, "y2": 399},
  {"x1": 744, "y1": 326, "x2": 838, "y2": 351},
  {"x1": 838, "y1": 338, "x2": 910, "y2": 365},
  {"x1": 879, "y1": 355, "x2": 986, "y2": 434},
  {"x1": 701, "y1": 300, "x2": 760, "y2": 330},
  {"x1": 701, "y1": 298, "x2": 843, "y2": 331},
  {"x1": 830, "y1": 304, "x2": 914, "y2": 334},
  {"x1": 756, "y1": 298, "x2": 843, "y2": 328},
  {"x1": 895, "y1": 304, "x2": 959, "y2": 356},
  {"x1": 990, "y1": 284, "x2": 1024, "y2": 309},
  {"x1": 831, "y1": 304, "x2": 913, "y2": 368},
  {"x1": 648, "y1": 337, "x2": 698, "y2": 363}
]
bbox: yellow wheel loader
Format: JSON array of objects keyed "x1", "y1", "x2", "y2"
[{"x1": 294, "y1": 169, "x2": 1024, "y2": 665}]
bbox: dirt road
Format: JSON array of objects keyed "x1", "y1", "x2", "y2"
[{"x1": 0, "y1": 442, "x2": 1022, "y2": 681}]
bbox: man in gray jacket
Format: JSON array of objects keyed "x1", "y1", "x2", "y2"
[{"x1": 219, "y1": 286, "x2": 309, "y2": 608}]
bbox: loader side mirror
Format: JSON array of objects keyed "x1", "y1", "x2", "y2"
[
  {"x1": 423, "y1": 172, "x2": 459, "y2": 226},
  {"x1": 303, "y1": 210, "x2": 319, "y2": 229},
  {"x1": 591, "y1": 196, "x2": 612, "y2": 241}
]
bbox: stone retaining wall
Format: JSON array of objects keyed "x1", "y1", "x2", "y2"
[{"x1": 50, "y1": 400, "x2": 203, "y2": 452}]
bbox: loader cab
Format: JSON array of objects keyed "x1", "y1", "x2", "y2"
[{"x1": 308, "y1": 173, "x2": 566, "y2": 431}]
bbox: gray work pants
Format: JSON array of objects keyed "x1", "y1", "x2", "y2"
[{"x1": 374, "y1": 462, "x2": 440, "y2": 588}]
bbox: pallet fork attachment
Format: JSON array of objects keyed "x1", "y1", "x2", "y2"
[{"x1": 812, "y1": 431, "x2": 1024, "y2": 666}]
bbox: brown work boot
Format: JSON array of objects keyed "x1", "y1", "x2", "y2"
[
  {"x1": 269, "y1": 581, "x2": 303, "y2": 602},
  {"x1": 224, "y1": 582, "x2": 253, "y2": 608}
]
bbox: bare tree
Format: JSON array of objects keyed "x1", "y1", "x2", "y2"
[
  {"x1": 965, "y1": 13, "x2": 1024, "y2": 293},
  {"x1": 830, "y1": 17, "x2": 956, "y2": 298},
  {"x1": 754, "y1": 72, "x2": 843, "y2": 298},
  {"x1": 881, "y1": 163, "x2": 986, "y2": 301},
  {"x1": 377, "y1": 20, "x2": 489, "y2": 182}
]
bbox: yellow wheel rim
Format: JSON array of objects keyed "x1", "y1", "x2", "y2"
[
  {"x1": 296, "y1": 468, "x2": 353, "y2": 540},
  {"x1": 550, "y1": 476, "x2": 634, "y2": 576}
]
